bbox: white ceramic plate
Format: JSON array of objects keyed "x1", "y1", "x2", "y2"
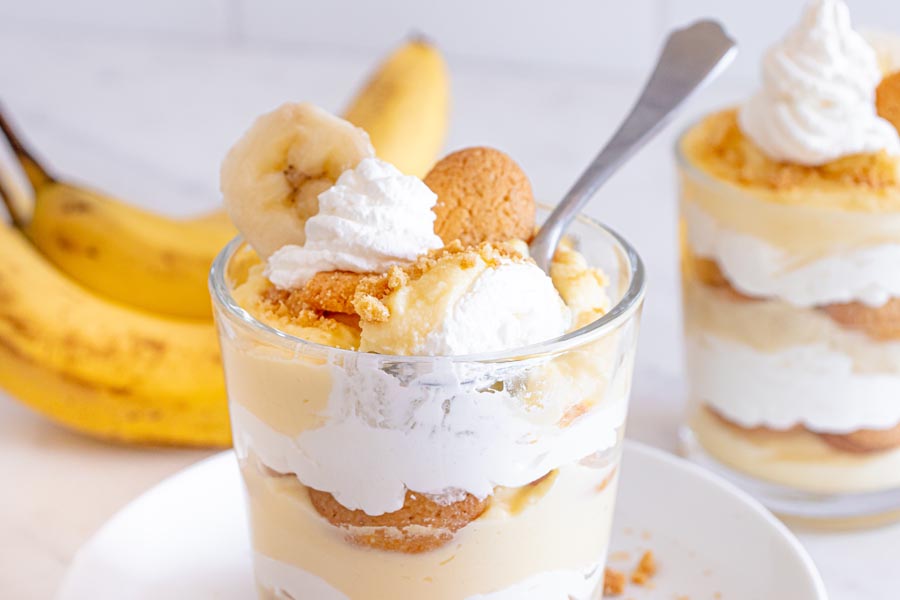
[{"x1": 57, "y1": 441, "x2": 826, "y2": 600}]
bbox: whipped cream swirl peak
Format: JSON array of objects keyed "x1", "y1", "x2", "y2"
[
  {"x1": 739, "y1": 0, "x2": 900, "y2": 166},
  {"x1": 266, "y1": 157, "x2": 443, "y2": 289}
]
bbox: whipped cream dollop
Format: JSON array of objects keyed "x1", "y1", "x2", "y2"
[
  {"x1": 739, "y1": 0, "x2": 900, "y2": 165},
  {"x1": 360, "y1": 255, "x2": 572, "y2": 357},
  {"x1": 422, "y1": 261, "x2": 571, "y2": 355},
  {"x1": 266, "y1": 158, "x2": 443, "y2": 289}
]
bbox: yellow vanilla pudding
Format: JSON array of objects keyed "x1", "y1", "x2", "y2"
[
  {"x1": 212, "y1": 105, "x2": 644, "y2": 599},
  {"x1": 679, "y1": 0, "x2": 900, "y2": 509}
]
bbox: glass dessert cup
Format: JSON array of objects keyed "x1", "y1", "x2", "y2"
[
  {"x1": 210, "y1": 208, "x2": 645, "y2": 600},
  {"x1": 676, "y1": 126, "x2": 900, "y2": 525}
]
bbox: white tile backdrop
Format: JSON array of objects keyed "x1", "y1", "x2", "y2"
[{"x1": 0, "y1": 0, "x2": 893, "y2": 77}]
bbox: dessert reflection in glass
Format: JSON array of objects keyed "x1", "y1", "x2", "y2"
[
  {"x1": 210, "y1": 103, "x2": 644, "y2": 598},
  {"x1": 679, "y1": 0, "x2": 900, "y2": 518}
]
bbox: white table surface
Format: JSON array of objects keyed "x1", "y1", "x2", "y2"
[{"x1": 0, "y1": 30, "x2": 898, "y2": 600}]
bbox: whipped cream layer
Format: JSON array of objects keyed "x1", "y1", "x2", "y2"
[
  {"x1": 739, "y1": 0, "x2": 899, "y2": 166},
  {"x1": 244, "y1": 457, "x2": 615, "y2": 600},
  {"x1": 266, "y1": 157, "x2": 443, "y2": 289},
  {"x1": 687, "y1": 333, "x2": 900, "y2": 432},
  {"x1": 685, "y1": 201, "x2": 900, "y2": 307},
  {"x1": 231, "y1": 351, "x2": 625, "y2": 515}
]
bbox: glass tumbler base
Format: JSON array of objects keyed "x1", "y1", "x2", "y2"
[{"x1": 679, "y1": 426, "x2": 900, "y2": 529}]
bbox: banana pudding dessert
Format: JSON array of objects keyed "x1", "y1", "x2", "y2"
[
  {"x1": 679, "y1": 0, "x2": 900, "y2": 505},
  {"x1": 211, "y1": 103, "x2": 644, "y2": 598}
]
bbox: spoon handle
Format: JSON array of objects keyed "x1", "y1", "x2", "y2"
[{"x1": 530, "y1": 20, "x2": 737, "y2": 272}]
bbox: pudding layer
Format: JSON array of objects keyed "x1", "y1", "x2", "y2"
[
  {"x1": 691, "y1": 407, "x2": 900, "y2": 494},
  {"x1": 255, "y1": 555, "x2": 603, "y2": 600},
  {"x1": 242, "y1": 456, "x2": 615, "y2": 600}
]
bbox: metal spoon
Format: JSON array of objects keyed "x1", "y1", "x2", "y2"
[{"x1": 529, "y1": 20, "x2": 737, "y2": 272}]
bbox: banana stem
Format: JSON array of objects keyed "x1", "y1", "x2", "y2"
[
  {"x1": 0, "y1": 175, "x2": 24, "y2": 227},
  {"x1": 0, "y1": 105, "x2": 54, "y2": 191}
]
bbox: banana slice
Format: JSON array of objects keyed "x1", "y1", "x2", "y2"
[{"x1": 220, "y1": 103, "x2": 374, "y2": 259}]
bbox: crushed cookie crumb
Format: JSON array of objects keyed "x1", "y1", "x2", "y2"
[
  {"x1": 352, "y1": 292, "x2": 390, "y2": 323},
  {"x1": 630, "y1": 550, "x2": 657, "y2": 586},
  {"x1": 260, "y1": 286, "x2": 340, "y2": 330},
  {"x1": 685, "y1": 109, "x2": 900, "y2": 199},
  {"x1": 350, "y1": 241, "x2": 527, "y2": 324},
  {"x1": 603, "y1": 568, "x2": 626, "y2": 596},
  {"x1": 596, "y1": 467, "x2": 617, "y2": 493}
]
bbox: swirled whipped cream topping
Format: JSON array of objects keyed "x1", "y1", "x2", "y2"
[
  {"x1": 739, "y1": 0, "x2": 900, "y2": 165},
  {"x1": 266, "y1": 157, "x2": 443, "y2": 289}
]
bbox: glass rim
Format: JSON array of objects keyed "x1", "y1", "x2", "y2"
[{"x1": 209, "y1": 206, "x2": 646, "y2": 364}]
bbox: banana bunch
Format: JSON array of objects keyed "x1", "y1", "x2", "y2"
[{"x1": 0, "y1": 39, "x2": 449, "y2": 446}]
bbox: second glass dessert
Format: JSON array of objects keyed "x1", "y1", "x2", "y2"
[{"x1": 679, "y1": 0, "x2": 900, "y2": 520}]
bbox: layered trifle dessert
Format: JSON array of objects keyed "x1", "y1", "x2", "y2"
[
  {"x1": 211, "y1": 103, "x2": 644, "y2": 598},
  {"x1": 680, "y1": 0, "x2": 900, "y2": 501}
]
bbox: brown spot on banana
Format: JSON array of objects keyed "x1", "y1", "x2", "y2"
[
  {"x1": 59, "y1": 196, "x2": 93, "y2": 214},
  {"x1": 54, "y1": 232, "x2": 77, "y2": 252},
  {"x1": 160, "y1": 250, "x2": 178, "y2": 269},
  {"x1": 54, "y1": 231, "x2": 100, "y2": 259},
  {"x1": 60, "y1": 332, "x2": 119, "y2": 359},
  {"x1": 0, "y1": 313, "x2": 35, "y2": 338},
  {"x1": 0, "y1": 334, "x2": 29, "y2": 361},
  {"x1": 57, "y1": 370, "x2": 133, "y2": 397},
  {"x1": 131, "y1": 337, "x2": 166, "y2": 354}
]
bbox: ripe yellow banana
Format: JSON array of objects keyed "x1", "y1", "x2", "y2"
[
  {"x1": 0, "y1": 219, "x2": 230, "y2": 446},
  {"x1": 24, "y1": 184, "x2": 235, "y2": 319},
  {"x1": 344, "y1": 38, "x2": 450, "y2": 178},
  {"x1": 0, "y1": 110, "x2": 236, "y2": 319}
]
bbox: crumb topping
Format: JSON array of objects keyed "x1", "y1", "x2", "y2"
[
  {"x1": 260, "y1": 286, "x2": 349, "y2": 332},
  {"x1": 351, "y1": 241, "x2": 526, "y2": 323},
  {"x1": 684, "y1": 109, "x2": 900, "y2": 193}
]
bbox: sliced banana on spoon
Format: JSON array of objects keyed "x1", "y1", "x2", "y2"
[{"x1": 220, "y1": 102, "x2": 374, "y2": 259}]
